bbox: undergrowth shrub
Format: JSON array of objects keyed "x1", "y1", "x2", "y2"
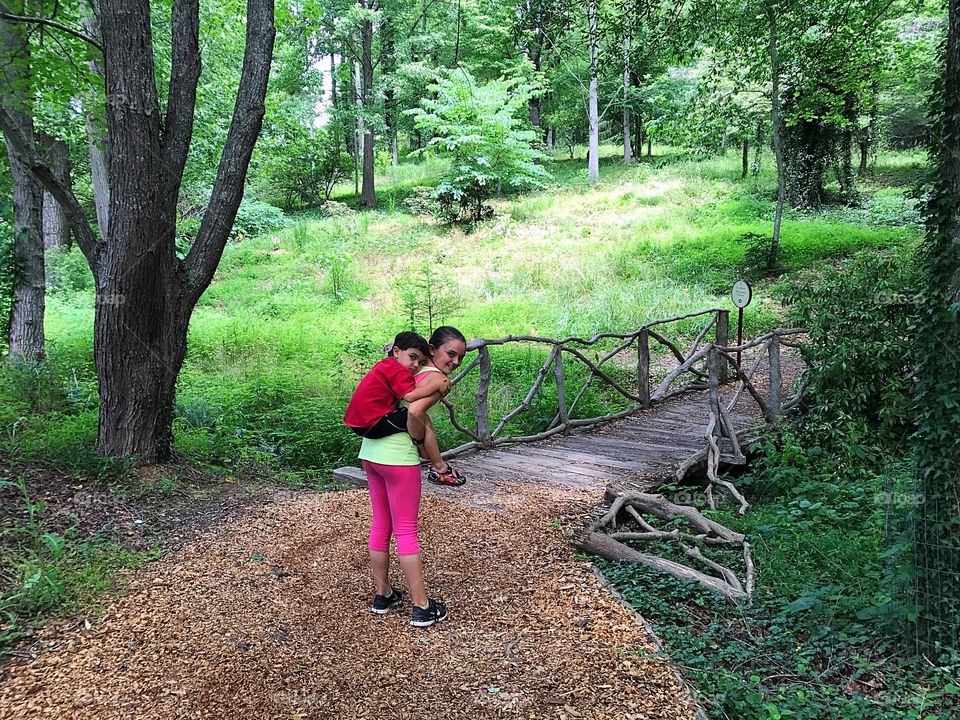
[{"x1": 599, "y1": 239, "x2": 953, "y2": 718}]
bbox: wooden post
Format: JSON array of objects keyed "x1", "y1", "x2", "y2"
[
  {"x1": 638, "y1": 328, "x2": 651, "y2": 409},
  {"x1": 716, "y1": 310, "x2": 730, "y2": 384},
  {"x1": 767, "y1": 335, "x2": 782, "y2": 419},
  {"x1": 555, "y1": 350, "x2": 569, "y2": 426},
  {"x1": 707, "y1": 346, "x2": 722, "y2": 429},
  {"x1": 476, "y1": 345, "x2": 493, "y2": 447}
]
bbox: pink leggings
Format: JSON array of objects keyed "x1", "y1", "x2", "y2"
[{"x1": 362, "y1": 460, "x2": 422, "y2": 556}]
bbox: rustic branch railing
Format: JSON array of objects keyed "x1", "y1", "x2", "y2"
[
  {"x1": 442, "y1": 309, "x2": 724, "y2": 458},
  {"x1": 440, "y1": 308, "x2": 807, "y2": 462}
]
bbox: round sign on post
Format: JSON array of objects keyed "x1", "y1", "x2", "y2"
[
  {"x1": 732, "y1": 280, "x2": 752, "y2": 309},
  {"x1": 732, "y1": 280, "x2": 753, "y2": 371}
]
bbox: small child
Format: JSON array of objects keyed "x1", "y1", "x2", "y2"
[{"x1": 343, "y1": 331, "x2": 439, "y2": 442}]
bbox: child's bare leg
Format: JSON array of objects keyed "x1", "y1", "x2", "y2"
[
  {"x1": 421, "y1": 417, "x2": 445, "y2": 472},
  {"x1": 407, "y1": 396, "x2": 447, "y2": 472}
]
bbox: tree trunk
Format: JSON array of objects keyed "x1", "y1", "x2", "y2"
[
  {"x1": 529, "y1": 96, "x2": 541, "y2": 130},
  {"x1": 623, "y1": 35, "x2": 632, "y2": 166},
  {"x1": 81, "y1": 1, "x2": 110, "y2": 239},
  {"x1": 647, "y1": 137, "x2": 651, "y2": 157},
  {"x1": 741, "y1": 138, "x2": 749, "y2": 179},
  {"x1": 768, "y1": 9, "x2": 786, "y2": 272},
  {"x1": 587, "y1": 0, "x2": 599, "y2": 182},
  {"x1": 1, "y1": 11, "x2": 45, "y2": 360},
  {"x1": 546, "y1": 127, "x2": 554, "y2": 151},
  {"x1": 353, "y1": 59, "x2": 362, "y2": 198},
  {"x1": 38, "y1": 133, "x2": 72, "y2": 249},
  {"x1": 838, "y1": 92, "x2": 856, "y2": 202},
  {"x1": 859, "y1": 80, "x2": 879, "y2": 176},
  {"x1": 360, "y1": 12, "x2": 376, "y2": 208}
]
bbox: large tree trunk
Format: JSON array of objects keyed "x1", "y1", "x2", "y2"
[
  {"x1": 768, "y1": 9, "x2": 786, "y2": 272},
  {"x1": 360, "y1": 10, "x2": 376, "y2": 208},
  {"x1": 92, "y1": 0, "x2": 273, "y2": 461},
  {"x1": 38, "y1": 133, "x2": 72, "y2": 249},
  {"x1": 587, "y1": 0, "x2": 599, "y2": 182},
  {"x1": 1, "y1": 10, "x2": 45, "y2": 360}
]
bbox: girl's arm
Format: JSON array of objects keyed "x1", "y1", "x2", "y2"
[{"x1": 401, "y1": 374, "x2": 450, "y2": 403}]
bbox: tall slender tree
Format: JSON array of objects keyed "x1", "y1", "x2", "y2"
[{"x1": 0, "y1": 2, "x2": 44, "y2": 361}]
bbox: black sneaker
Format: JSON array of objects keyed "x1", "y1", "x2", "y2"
[
  {"x1": 410, "y1": 599, "x2": 448, "y2": 627},
  {"x1": 371, "y1": 588, "x2": 403, "y2": 614}
]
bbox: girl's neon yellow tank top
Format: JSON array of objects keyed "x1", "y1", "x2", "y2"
[{"x1": 357, "y1": 365, "x2": 444, "y2": 466}]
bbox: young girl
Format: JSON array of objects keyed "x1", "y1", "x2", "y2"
[{"x1": 359, "y1": 326, "x2": 468, "y2": 627}]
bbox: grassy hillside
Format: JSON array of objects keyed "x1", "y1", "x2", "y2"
[{"x1": 1, "y1": 146, "x2": 924, "y2": 480}]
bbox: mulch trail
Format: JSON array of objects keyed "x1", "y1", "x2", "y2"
[{"x1": 0, "y1": 478, "x2": 695, "y2": 719}]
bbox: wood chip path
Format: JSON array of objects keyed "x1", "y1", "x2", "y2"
[{"x1": 1, "y1": 477, "x2": 696, "y2": 719}]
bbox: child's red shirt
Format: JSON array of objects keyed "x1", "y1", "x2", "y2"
[{"x1": 343, "y1": 357, "x2": 416, "y2": 429}]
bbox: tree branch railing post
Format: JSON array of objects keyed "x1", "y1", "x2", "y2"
[
  {"x1": 476, "y1": 345, "x2": 493, "y2": 448},
  {"x1": 767, "y1": 334, "x2": 783, "y2": 419},
  {"x1": 555, "y1": 349, "x2": 570, "y2": 426},
  {"x1": 716, "y1": 309, "x2": 730, "y2": 384},
  {"x1": 638, "y1": 326, "x2": 650, "y2": 409}
]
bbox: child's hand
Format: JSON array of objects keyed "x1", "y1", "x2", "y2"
[{"x1": 438, "y1": 377, "x2": 452, "y2": 396}]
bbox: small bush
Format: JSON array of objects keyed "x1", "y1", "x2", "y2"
[{"x1": 232, "y1": 198, "x2": 287, "y2": 239}]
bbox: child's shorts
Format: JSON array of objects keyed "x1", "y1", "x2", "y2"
[{"x1": 350, "y1": 408, "x2": 409, "y2": 439}]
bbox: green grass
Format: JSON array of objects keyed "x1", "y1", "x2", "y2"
[{"x1": 0, "y1": 148, "x2": 925, "y2": 475}]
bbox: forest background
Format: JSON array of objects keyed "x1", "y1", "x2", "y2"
[{"x1": 1, "y1": 1, "x2": 959, "y2": 718}]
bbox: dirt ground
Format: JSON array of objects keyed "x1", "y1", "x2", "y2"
[{"x1": 0, "y1": 475, "x2": 696, "y2": 720}]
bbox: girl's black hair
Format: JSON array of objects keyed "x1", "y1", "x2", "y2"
[
  {"x1": 429, "y1": 326, "x2": 466, "y2": 348},
  {"x1": 392, "y1": 331, "x2": 430, "y2": 356}
]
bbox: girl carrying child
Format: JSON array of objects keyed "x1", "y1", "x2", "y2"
[{"x1": 345, "y1": 327, "x2": 468, "y2": 627}]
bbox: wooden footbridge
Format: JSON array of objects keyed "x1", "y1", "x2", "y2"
[{"x1": 335, "y1": 308, "x2": 806, "y2": 501}]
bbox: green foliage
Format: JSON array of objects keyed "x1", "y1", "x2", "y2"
[
  {"x1": 231, "y1": 197, "x2": 288, "y2": 240},
  {"x1": 409, "y1": 70, "x2": 550, "y2": 222},
  {"x1": 0, "y1": 475, "x2": 153, "y2": 653},
  {"x1": 259, "y1": 124, "x2": 353, "y2": 209},
  {"x1": 395, "y1": 258, "x2": 463, "y2": 336},
  {"x1": 45, "y1": 246, "x2": 93, "y2": 294},
  {"x1": 318, "y1": 252, "x2": 353, "y2": 303},
  {"x1": 776, "y1": 244, "x2": 920, "y2": 447},
  {"x1": 910, "y1": 21, "x2": 960, "y2": 658}
]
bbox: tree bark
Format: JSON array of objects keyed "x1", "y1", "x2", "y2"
[
  {"x1": 1, "y1": 9, "x2": 45, "y2": 360},
  {"x1": 353, "y1": 58, "x2": 362, "y2": 198},
  {"x1": 38, "y1": 132, "x2": 71, "y2": 249},
  {"x1": 587, "y1": 0, "x2": 599, "y2": 182},
  {"x1": 741, "y1": 138, "x2": 749, "y2": 179},
  {"x1": 768, "y1": 8, "x2": 786, "y2": 272}
]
